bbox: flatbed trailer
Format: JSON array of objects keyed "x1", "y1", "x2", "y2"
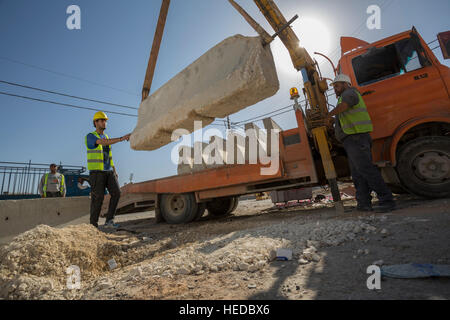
[{"x1": 101, "y1": 107, "x2": 349, "y2": 224}]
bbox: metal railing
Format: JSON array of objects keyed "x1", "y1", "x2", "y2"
[{"x1": 0, "y1": 161, "x2": 85, "y2": 196}]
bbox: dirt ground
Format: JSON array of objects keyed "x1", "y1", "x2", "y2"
[
  {"x1": 113, "y1": 195, "x2": 450, "y2": 300},
  {"x1": 1, "y1": 191, "x2": 449, "y2": 300}
]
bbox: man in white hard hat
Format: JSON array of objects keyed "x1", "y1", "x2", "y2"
[{"x1": 327, "y1": 74, "x2": 395, "y2": 213}]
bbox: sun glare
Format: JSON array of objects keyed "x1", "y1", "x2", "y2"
[{"x1": 271, "y1": 17, "x2": 331, "y2": 76}]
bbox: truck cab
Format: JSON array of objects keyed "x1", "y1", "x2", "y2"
[{"x1": 337, "y1": 27, "x2": 450, "y2": 198}]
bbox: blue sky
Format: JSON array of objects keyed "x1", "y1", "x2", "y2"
[{"x1": 1, "y1": 0, "x2": 449, "y2": 186}]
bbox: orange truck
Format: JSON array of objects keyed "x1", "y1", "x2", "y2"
[{"x1": 102, "y1": 2, "x2": 449, "y2": 224}]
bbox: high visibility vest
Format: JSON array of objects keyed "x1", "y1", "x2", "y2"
[
  {"x1": 338, "y1": 91, "x2": 373, "y2": 135},
  {"x1": 43, "y1": 173, "x2": 65, "y2": 198},
  {"x1": 85, "y1": 131, "x2": 114, "y2": 171}
]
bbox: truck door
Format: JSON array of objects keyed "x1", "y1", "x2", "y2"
[{"x1": 347, "y1": 32, "x2": 448, "y2": 141}]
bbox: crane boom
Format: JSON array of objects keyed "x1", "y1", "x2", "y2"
[
  {"x1": 142, "y1": 0, "x2": 171, "y2": 102},
  {"x1": 230, "y1": 0, "x2": 344, "y2": 212}
]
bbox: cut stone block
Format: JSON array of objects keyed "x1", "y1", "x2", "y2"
[
  {"x1": 193, "y1": 142, "x2": 208, "y2": 172},
  {"x1": 204, "y1": 136, "x2": 227, "y2": 168},
  {"x1": 130, "y1": 35, "x2": 280, "y2": 151},
  {"x1": 262, "y1": 117, "x2": 283, "y2": 157},
  {"x1": 177, "y1": 145, "x2": 193, "y2": 175},
  {"x1": 225, "y1": 131, "x2": 246, "y2": 165},
  {"x1": 244, "y1": 123, "x2": 267, "y2": 163}
]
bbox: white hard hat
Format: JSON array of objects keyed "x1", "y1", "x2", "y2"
[{"x1": 331, "y1": 74, "x2": 352, "y2": 86}]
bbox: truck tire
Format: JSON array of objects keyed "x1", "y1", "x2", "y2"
[
  {"x1": 206, "y1": 197, "x2": 237, "y2": 216},
  {"x1": 396, "y1": 136, "x2": 450, "y2": 199},
  {"x1": 160, "y1": 193, "x2": 198, "y2": 224},
  {"x1": 193, "y1": 203, "x2": 206, "y2": 221},
  {"x1": 387, "y1": 184, "x2": 408, "y2": 195},
  {"x1": 229, "y1": 197, "x2": 239, "y2": 214}
]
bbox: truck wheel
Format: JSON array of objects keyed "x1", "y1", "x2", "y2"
[
  {"x1": 387, "y1": 184, "x2": 408, "y2": 195},
  {"x1": 206, "y1": 197, "x2": 237, "y2": 216},
  {"x1": 193, "y1": 203, "x2": 206, "y2": 221},
  {"x1": 160, "y1": 193, "x2": 198, "y2": 224},
  {"x1": 397, "y1": 136, "x2": 450, "y2": 198},
  {"x1": 229, "y1": 197, "x2": 239, "y2": 214}
]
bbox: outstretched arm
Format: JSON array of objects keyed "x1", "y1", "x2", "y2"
[{"x1": 96, "y1": 133, "x2": 131, "y2": 146}]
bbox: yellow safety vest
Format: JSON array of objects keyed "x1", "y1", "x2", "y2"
[
  {"x1": 338, "y1": 91, "x2": 373, "y2": 135},
  {"x1": 85, "y1": 131, "x2": 114, "y2": 171},
  {"x1": 43, "y1": 173, "x2": 65, "y2": 198}
]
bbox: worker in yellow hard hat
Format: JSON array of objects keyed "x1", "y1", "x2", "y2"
[{"x1": 85, "y1": 111, "x2": 131, "y2": 229}]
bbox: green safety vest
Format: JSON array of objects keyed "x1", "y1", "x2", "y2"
[
  {"x1": 43, "y1": 173, "x2": 65, "y2": 198},
  {"x1": 85, "y1": 131, "x2": 114, "y2": 171},
  {"x1": 338, "y1": 91, "x2": 373, "y2": 135}
]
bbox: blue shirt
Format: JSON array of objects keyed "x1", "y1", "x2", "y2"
[{"x1": 86, "y1": 133, "x2": 113, "y2": 171}]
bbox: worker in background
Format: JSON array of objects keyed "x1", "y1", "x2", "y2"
[
  {"x1": 86, "y1": 111, "x2": 131, "y2": 229},
  {"x1": 38, "y1": 164, "x2": 66, "y2": 198},
  {"x1": 327, "y1": 74, "x2": 396, "y2": 213}
]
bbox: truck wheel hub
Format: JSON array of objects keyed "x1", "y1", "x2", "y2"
[
  {"x1": 413, "y1": 151, "x2": 449, "y2": 182},
  {"x1": 169, "y1": 196, "x2": 185, "y2": 213}
]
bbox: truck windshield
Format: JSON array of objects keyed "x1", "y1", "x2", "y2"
[{"x1": 352, "y1": 38, "x2": 424, "y2": 86}]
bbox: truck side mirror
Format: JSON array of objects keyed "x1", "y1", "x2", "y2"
[{"x1": 438, "y1": 31, "x2": 450, "y2": 60}]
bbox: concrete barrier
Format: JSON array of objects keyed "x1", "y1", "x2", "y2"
[
  {"x1": 130, "y1": 35, "x2": 279, "y2": 151},
  {"x1": 0, "y1": 197, "x2": 90, "y2": 241}
]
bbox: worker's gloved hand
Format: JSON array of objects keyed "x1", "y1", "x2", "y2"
[
  {"x1": 325, "y1": 115, "x2": 334, "y2": 128},
  {"x1": 122, "y1": 133, "x2": 131, "y2": 141}
]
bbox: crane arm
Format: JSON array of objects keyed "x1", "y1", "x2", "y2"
[
  {"x1": 142, "y1": 0, "x2": 171, "y2": 102},
  {"x1": 253, "y1": 0, "x2": 315, "y2": 73}
]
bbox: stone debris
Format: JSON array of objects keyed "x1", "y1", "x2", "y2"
[
  {"x1": 108, "y1": 259, "x2": 118, "y2": 270},
  {"x1": 0, "y1": 215, "x2": 378, "y2": 299},
  {"x1": 96, "y1": 279, "x2": 113, "y2": 291},
  {"x1": 130, "y1": 267, "x2": 143, "y2": 278},
  {"x1": 298, "y1": 258, "x2": 309, "y2": 265},
  {"x1": 372, "y1": 260, "x2": 384, "y2": 266}
]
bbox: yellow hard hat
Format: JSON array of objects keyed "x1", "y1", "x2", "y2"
[{"x1": 93, "y1": 111, "x2": 109, "y2": 121}]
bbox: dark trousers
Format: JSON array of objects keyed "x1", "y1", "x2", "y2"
[
  {"x1": 89, "y1": 170, "x2": 121, "y2": 227},
  {"x1": 46, "y1": 192, "x2": 62, "y2": 198},
  {"x1": 343, "y1": 133, "x2": 394, "y2": 207}
]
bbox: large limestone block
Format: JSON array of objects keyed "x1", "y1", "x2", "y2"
[
  {"x1": 244, "y1": 123, "x2": 267, "y2": 163},
  {"x1": 192, "y1": 142, "x2": 208, "y2": 172},
  {"x1": 225, "y1": 131, "x2": 246, "y2": 165},
  {"x1": 262, "y1": 117, "x2": 283, "y2": 157},
  {"x1": 204, "y1": 136, "x2": 227, "y2": 169},
  {"x1": 177, "y1": 145, "x2": 193, "y2": 175},
  {"x1": 131, "y1": 35, "x2": 279, "y2": 151}
]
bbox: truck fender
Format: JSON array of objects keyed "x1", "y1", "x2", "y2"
[{"x1": 389, "y1": 114, "x2": 450, "y2": 166}]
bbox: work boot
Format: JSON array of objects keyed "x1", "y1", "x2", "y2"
[
  {"x1": 356, "y1": 205, "x2": 373, "y2": 212},
  {"x1": 355, "y1": 202, "x2": 373, "y2": 212},
  {"x1": 373, "y1": 202, "x2": 396, "y2": 213},
  {"x1": 104, "y1": 220, "x2": 120, "y2": 229}
]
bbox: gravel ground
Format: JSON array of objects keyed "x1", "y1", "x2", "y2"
[{"x1": 1, "y1": 193, "x2": 449, "y2": 300}]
